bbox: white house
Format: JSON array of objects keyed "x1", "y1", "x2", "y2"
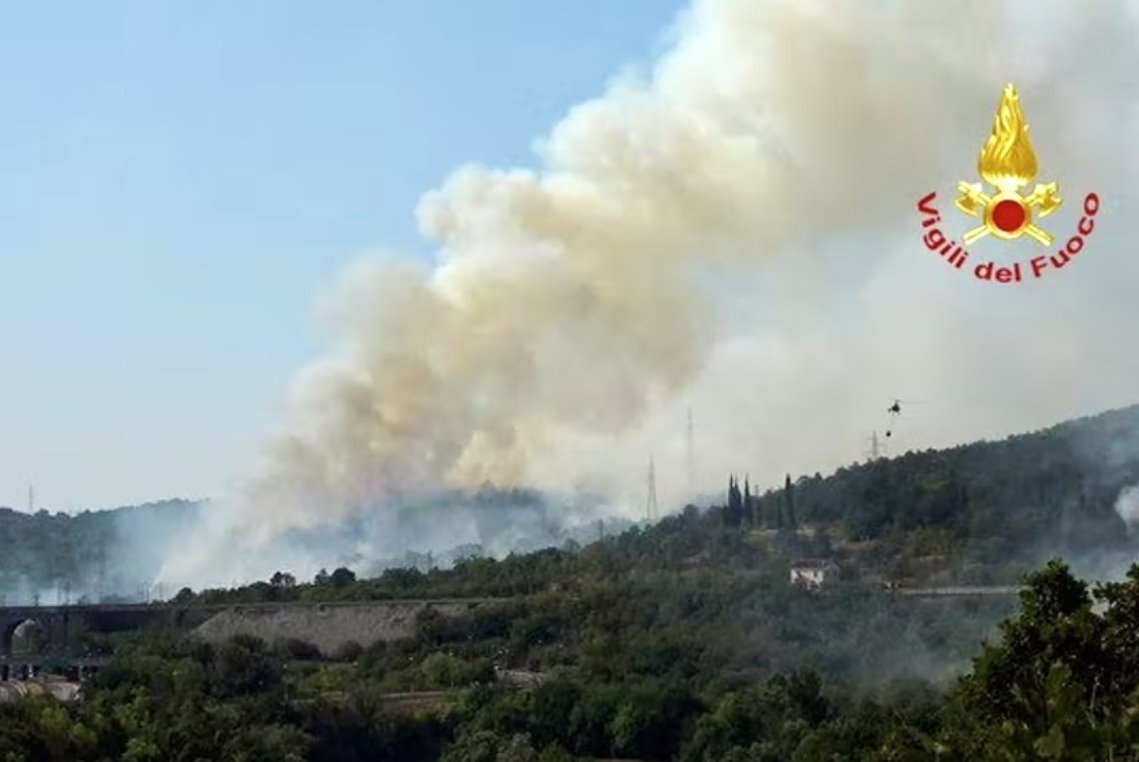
[{"x1": 790, "y1": 559, "x2": 839, "y2": 589}]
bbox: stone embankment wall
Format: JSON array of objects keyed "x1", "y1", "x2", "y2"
[
  {"x1": 0, "y1": 680, "x2": 81, "y2": 703},
  {"x1": 192, "y1": 599, "x2": 491, "y2": 654}
]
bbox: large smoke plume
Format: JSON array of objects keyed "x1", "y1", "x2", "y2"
[{"x1": 164, "y1": 0, "x2": 1139, "y2": 586}]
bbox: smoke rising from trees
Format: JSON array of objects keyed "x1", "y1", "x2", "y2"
[
  {"x1": 162, "y1": 0, "x2": 1139, "y2": 584},
  {"x1": 1115, "y1": 485, "x2": 1139, "y2": 531}
]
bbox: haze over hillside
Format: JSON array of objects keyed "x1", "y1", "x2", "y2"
[{"x1": 4, "y1": 402, "x2": 1138, "y2": 602}]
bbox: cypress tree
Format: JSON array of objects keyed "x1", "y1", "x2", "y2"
[
  {"x1": 784, "y1": 473, "x2": 797, "y2": 530},
  {"x1": 743, "y1": 478, "x2": 753, "y2": 527},
  {"x1": 728, "y1": 476, "x2": 743, "y2": 528},
  {"x1": 725, "y1": 476, "x2": 733, "y2": 526}
]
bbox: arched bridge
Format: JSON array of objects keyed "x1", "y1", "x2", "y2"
[{"x1": 0, "y1": 598, "x2": 500, "y2": 665}]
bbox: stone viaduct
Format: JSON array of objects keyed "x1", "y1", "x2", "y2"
[{"x1": 0, "y1": 598, "x2": 498, "y2": 681}]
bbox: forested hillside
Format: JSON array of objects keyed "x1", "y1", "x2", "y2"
[
  {"x1": 8, "y1": 561, "x2": 1127, "y2": 761},
  {"x1": 742, "y1": 403, "x2": 1139, "y2": 582},
  {"x1": 162, "y1": 405, "x2": 1139, "y2": 702},
  {"x1": 188, "y1": 404, "x2": 1139, "y2": 607},
  {"x1": 5, "y1": 405, "x2": 1139, "y2": 759}
]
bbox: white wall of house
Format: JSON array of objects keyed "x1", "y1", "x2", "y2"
[{"x1": 790, "y1": 566, "x2": 835, "y2": 588}]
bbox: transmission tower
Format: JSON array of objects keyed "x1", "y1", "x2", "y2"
[
  {"x1": 866, "y1": 431, "x2": 881, "y2": 461},
  {"x1": 646, "y1": 455, "x2": 660, "y2": 522},
  {"x1": 96, "y1": 534, "x2": 107, "y2": 602},
  {"x1": 686, "y1": 408, "x2": 695, "y2": 496}
]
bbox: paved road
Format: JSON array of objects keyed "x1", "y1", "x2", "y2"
[{"x1": 892, "y1": 585, "x2": 1023, "y2": 597}]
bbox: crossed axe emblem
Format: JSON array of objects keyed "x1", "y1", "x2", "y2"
[{"x1": 955, "y1": 181, "x2": 1062, "y2": 246}]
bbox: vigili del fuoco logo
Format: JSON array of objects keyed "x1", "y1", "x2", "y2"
[{"x1": 916, "y1": 84, "x2": 1101, "y2": 283}]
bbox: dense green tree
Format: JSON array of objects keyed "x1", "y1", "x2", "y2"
[
  {"x1": 271, "y1": 571, "x2": 297, "y2": 588},
  {"x1": 948, "y1": 561, "x2": 1139, "y2": 760},
  {"x1": 330, "y1": 568, "x2": 357, "y2": 588}
]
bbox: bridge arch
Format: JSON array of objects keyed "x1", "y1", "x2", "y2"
[{"x1": 2, "y1": 618, "x2": 46, "y2": 658}]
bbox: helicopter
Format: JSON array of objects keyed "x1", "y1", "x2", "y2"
[{"x1": 884, "y1": 398, "x2": 921, "y2": 437}]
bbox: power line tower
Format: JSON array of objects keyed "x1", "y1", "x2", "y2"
[
  {"x1": 686, "y1": 407, "x2": 695, "y2": 496},
  {"x1": 646, "y1": 455, "x2": 660, "y2": 522},
  {"x1": 27, "y1": 484, "x2": 34, "y2": 512},
  {"x1": 96, "y1": 533, "x2": 107, "y2": 603},
  {"x1": 866, "y1": 431, "x2": 881, "y2": 461}
]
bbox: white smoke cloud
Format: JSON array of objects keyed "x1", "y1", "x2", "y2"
[
  {"x1": 1116, "y1": 485, "x2": 1139, "y2": 532},
  {"x1": 163, "y1": 0, "x2": 1139, "y2": 585}
]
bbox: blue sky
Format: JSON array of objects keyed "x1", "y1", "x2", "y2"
[{"x1": 1, "y1": 1, "x2": 687, "y2": 511}]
